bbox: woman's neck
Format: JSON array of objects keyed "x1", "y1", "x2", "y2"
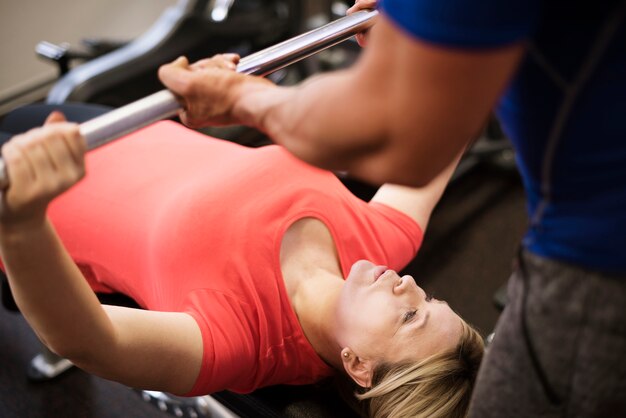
[
  {"x1": 280, "y1": 218, "x2": 345, "y2": 370},
  {"x1": 294, "y1": 271, "x2": 345, "y2": 370}
]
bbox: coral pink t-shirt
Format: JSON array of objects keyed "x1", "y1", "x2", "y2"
[{"x1": 45, "y1": 121, "x2": 423, "y2": 395}]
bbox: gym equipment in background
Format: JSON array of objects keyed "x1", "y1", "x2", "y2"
[
  {"x1": 0, "y1": 9, "x2": 378, "y2": 190},
  {"x1": 39, "y1": 0, "x2": 305, "y2": 107}
]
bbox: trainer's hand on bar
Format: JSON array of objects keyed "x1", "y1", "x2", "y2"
[
  {"x1": 347, "y1": 0, "x2": 377, "y2": 47},
  {"x1": 158, "y1": 55, "x2": 271, "y2": 129},
  {"x1": 0, "y1": 112, "x2": 86, "y2": 231}
]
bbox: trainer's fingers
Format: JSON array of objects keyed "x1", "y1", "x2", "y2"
[
  {"x1": 356, "y1": 32, "x2": 369, "y2": 47},
  {"x1": 158, "y1": 56, "x2": 193, "y2": 94},
  {"x1": 347, "y1": 0, "x2": 377, "y2": 14},
  {"x1": 44, "y1": 111, "x2": 67, "y2": 125},
  {"x1": 191, "y1": 54, "x2": 240, "y2": 71},
  {"x1": 348, "y1": 0, "x2": 375, "y2": 47},
  {"x1": 220, "y1": 53, "x2": 240, "y2": 66},
  {"x1": 170, "y1": 56, "x2": 190, "y2": 68}
]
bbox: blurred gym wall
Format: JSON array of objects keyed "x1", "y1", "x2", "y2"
[{"x1": 0, "y1": 0, "x2": 176, "y2": 113}]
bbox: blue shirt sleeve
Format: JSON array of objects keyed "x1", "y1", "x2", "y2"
[{"x1": 378, "y1": 0, "x2": 541, "y2": 48}]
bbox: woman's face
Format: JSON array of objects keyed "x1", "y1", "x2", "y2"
[{"x1": 335, "y1": 260, "x2": 463, "y2": 364}]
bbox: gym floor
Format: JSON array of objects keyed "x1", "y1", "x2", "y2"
[{"x1": 0, "y1": 155, "x2": 527, "y2": 418}]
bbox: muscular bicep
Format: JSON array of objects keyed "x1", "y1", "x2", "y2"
[
  {"x1": 77, "y1": 306, "x2": 204, "y2": 395},
  {"x1": 345, "y1": 16, "x2": 525, "y2": 186}
]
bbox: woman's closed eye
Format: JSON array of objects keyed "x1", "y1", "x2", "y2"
[{"x1": 403, "y1": 309, "x2": 418, "y2": 323}]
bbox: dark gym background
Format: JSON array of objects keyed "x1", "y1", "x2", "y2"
[{"x1": 0, "y1": 1, "x2": 528, "y2": 417}]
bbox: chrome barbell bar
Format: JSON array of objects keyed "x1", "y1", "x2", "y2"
[{"x1": 0, "y1": 9, "x2": 378, "y2": 189}]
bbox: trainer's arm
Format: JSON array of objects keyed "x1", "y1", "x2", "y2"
[
  {"x1": 236, "y1": 17, "x2": 524, "y2": 186},
  {"x1": 160, "y1": 17, "x2": 523, "y2": 187}
]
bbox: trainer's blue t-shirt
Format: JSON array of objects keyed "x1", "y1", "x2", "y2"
[{"x1": 379, "y1": 0, "x2": 626, "y2": 274}]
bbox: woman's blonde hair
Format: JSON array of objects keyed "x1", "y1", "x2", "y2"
[{"x1": 351, "y1": 320, "x2": 484, "y2": 418}]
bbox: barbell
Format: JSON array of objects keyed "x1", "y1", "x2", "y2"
[{"x1": 0, "y1": 9, "x2": 378, "y2": 189}]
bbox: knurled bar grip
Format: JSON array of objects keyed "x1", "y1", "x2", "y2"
[{"x1": 0, "y1": 10, "x2": 378, "y2": 190}]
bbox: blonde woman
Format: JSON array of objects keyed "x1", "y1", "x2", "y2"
[{"x1": 0, "y1": 114, "x2": 483, "y2": 418}]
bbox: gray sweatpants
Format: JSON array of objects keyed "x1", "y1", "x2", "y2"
[{"x1": 469, "y1": 251, "x2": 626, "y2": 418}]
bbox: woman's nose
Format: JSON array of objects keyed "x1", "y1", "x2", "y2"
[{"x1": 394, "y1": 275, "x2": 412, "y2": 293}]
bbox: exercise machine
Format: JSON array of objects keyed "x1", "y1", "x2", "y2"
[{"x1": 41, "y1": 0, "x2": 305, "y2": 107}]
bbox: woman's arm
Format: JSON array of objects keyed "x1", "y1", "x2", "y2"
[
  {"x1": 370, "y1": 150, "x2": 463, "y2": 231},
  {"x1": 0, "y1": 120, "x2": 203, "y2": 394}
]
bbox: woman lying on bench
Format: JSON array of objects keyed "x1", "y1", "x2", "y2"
[{"x1": 0, "y1": 113, "x2": 483, "y2": 418}]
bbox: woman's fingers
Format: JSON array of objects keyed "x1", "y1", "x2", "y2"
[
  {"x1": 16, "y1": 125, "x2": 83, "y2": 185},
  {"x1": 44, "y1": 125, "x2": 86, "y2": 183},
  {"x1": 1, "y1": 124, "x2": 85, "y2": 225},
  {"x1": 14, "y1": 130, "x2": 58, "y2": 182},
  {"x1": 44, "y1": 111, "x2": 67, "y2": 125},
  {"x1": 52, "y1": 123, "x2": 86, "y2": 166},
  {"x1": 2, "y1": 139, "x2": 35, "y2": 189}
]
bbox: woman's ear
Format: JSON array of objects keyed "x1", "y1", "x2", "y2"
[{"x1": 341, "y1": 348, "x2": 374, "y2": 388}]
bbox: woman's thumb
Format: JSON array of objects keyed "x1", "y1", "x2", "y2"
[{"x1": 44, "y1": 111, "x2": 67, "y2": 125}]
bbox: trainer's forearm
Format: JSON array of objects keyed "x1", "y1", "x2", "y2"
[
  {"x1": 233, "y1": 67, "x2": 389, "y2": 178},
  {"x1": 231, "y1": 47, "x2": 461, "y2": 187},
  {"x1": 231, "y1": 17, "x2": 524, "y2": 187},
  {"x1": 0, "y1": 220, "x2": 114, "y2": 362},
  {"x1": 230, "y1": 17, "x2": 445, "y2": 186}
]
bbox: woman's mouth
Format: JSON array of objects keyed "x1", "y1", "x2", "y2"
[{"x1": 373, "y1": 265, "x2": 388, "y2": 282}]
